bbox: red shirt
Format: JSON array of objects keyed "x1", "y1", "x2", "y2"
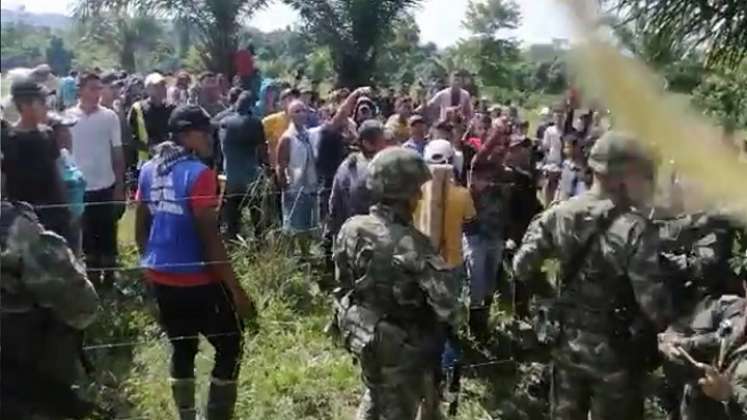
[{"x1": 234, "y1": 50, "x2": 254, "y2": 78}]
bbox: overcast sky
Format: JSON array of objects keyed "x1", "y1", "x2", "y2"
[{"x1": 1, "y1": 0, "x2": 576, "y2": 47}]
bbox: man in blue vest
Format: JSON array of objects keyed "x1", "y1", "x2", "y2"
[{"x1": 135, "y1": 104, "x2": 255, "y2": 420}]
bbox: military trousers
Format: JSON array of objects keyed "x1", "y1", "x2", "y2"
[
  {"x1": 550, "y1": 363, "x2": 644, "y2": 420},
  {"x1": 356, "y1": 321, "x2": 444, "y2": 420}
]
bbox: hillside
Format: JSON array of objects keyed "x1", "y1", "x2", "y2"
[{"x1": 0, "y1": 8, "x2": 72, "y2": 29}]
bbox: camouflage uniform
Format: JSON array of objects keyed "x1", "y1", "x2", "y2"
[
  {"x1": 662, "y1": 295, "x2": 747, "y2": 420},
  {"x1": 656, "y1": 211, "x2": 742, "y2": 418},
  {"x1": 513, "y1": 132, "x2": 673, "y2": 420},
  {"x1": 333, "y1": 148, "x2": 466, "y2": 420},
  {"x1": 0, "y1": 200, "x2": 100, "y2": 419}
]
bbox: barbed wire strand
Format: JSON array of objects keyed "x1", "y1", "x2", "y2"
[
  {"x1": 27, "y1": 178, "x2": 520, "y2": 211},
  {"x1": 88, "y1": 253, "x2": 328, "y2": 273},
  {"x1": 29, "y1": 187, "x2": 335, "y2": 210}
]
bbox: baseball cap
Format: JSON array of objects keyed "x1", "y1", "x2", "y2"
[
  {"x1": 424, "y1": 139, "x2": 454, "y2": 165},
  {"x1": 169, "y1": 105, "x2": 212, "y2": 134},
  {"x1": 144, "y1": 72, "x2": 166, "y2": 87},
  {"x1": 357, "y1": 119, "x2": 385, "y2": 141},
  {"x1": 10, "y1": 76, "x2": 49, "y2": 99},
  {"x1": 408, "y1": 114, "x2": 426, "y2": 126},
  {"x1": 101, "y1": 71, "x2": 121, "y2": 85}
]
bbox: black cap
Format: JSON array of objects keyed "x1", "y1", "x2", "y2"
[
  {"x1": 169, "y1": 105, "x2": 212, "y2": 134},
  {"x1": 357, "y1": 119, "x2": 385, "y2": 141},
  {"x1": 101, "y1": 71, "x2": 120, "y2": 85},
  {"x1": 10, "y1": 76, "x2": 48, "y2": 99}
]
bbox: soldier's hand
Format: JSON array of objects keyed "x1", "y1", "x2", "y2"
[
  {"x1": 699, "y1": 366, "x2": 733, "y2": 402},
  {"x1": 657, "y1": 332, "x2": 686, "y2": 360}
]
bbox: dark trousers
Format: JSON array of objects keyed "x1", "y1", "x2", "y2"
[
  {"x1": 153, "y1": 283, "x2": 244, "y2": 381},
  {"x1": 82, "y1": 186, "x2": 118, "y2": 271},
  {"x1": 222, "y1": 186, "x2": 264, "y2": 240}
]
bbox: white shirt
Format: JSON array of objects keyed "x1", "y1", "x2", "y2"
[
  {"x1": 428, "y1": 88, "x2": 473, "y2": 121},
  {"x1": 542, "y1": 124, "x2": 563, "y2": 169},
  {"x1": 67, "y1": 105, "x2": 122, "y2": 191}
]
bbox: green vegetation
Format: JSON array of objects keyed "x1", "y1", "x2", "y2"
[{"x1": 85, "y1": 237, "x2": 511, "y2": 419}]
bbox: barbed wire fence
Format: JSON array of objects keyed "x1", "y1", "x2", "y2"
[{"x1": 6, "y1": 181, "x2": 529, "y2": 419}]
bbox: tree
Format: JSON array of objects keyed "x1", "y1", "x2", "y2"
[
  {"x1": 0, "y1": 22, "x2": 50, "y2": 70},
  {"x1": 46, "y1": 36, "x2": 74, "y2": 75},
  {"x1": 75, "y1": 8, "x2": 164, "y2": 72},
  {"x1": 76, "y1": 0, "x2": 269, "y2": 77},
  {"x1": 605, "y1": 0, "x2": 747, "y2": 67},
  {"x1": 376, "y1": 12, "x2": 440, "y2": 87},
  {"x1": 603, "y1": 14, "x2": 706, "y2": 93},
  {"x1": 459, "y1": 0, "x2": 522, "y2": 89},
  {"x1": 284, "y1": 0, "x2": 422, "y2": 87},
  {"x1": 693, "y1": 61, "x2": 747, "y2": 128},
  {"x1": 463, "y1": 0, "x2": 520, "y2": 37}
]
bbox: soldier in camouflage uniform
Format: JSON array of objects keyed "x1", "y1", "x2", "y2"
[
  {"x1": 656, "y1": 211, "x2": 742, "y2": 419},
  {"x1": 660, "y1": 294, "x2": 747, "y2": 419},
  {"x1": 513, "y1": 132, "x2": 674, "y2": 420},
  {"x1": 333, "y1": 147, "x2": 466, "y2": 420},
  {"x1": 0, "y1": 199, "x2": 100, "y2": 419}
]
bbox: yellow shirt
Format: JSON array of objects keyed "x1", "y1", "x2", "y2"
[
  {"x1": 262, "y1": 112, "x2": 290, "y2": 167},
  {"x1": 441, "y1": 183, "x2": 476, "y2": 267},
  {"x1": 414, "y1": 170, "x2": 476, "y2": 268},
  {"x1": 385, "y1": 114, "x2": 410, "y2": 144}
]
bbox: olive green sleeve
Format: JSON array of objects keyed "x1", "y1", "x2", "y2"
[
  {"x1": 727, "y1": 357, "x2": 747, "y2": 418},
  {"x1": 512, "y1": 209, "x2": 559, "y2": 298},
  {"x1": 15, "y1": 218, "x2": 100, "y2": 330},
  {"x1": 416, "y1": 255, "x2": 467, "y2": 329}
]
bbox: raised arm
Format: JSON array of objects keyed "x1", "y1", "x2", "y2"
[
  {"x1": 328, "y1": 87, "x2": 372, "y2": 132},
  {"x1": 276, "y1": 134, "x2": 290, "y2": 189}
]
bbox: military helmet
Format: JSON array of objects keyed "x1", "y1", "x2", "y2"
[
  {"x1": 367, "y1": 147, "x2": 432, "y2": 201},
  {"x1": 588, "y1": 131, "x2": 655, "y2": 175}
]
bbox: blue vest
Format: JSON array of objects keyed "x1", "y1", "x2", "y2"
[{"x1": 138, "y1": 158, "x2": 209, "y2": 274}]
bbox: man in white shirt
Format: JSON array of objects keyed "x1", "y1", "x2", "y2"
[
  {"x1": 541, "y1": 111, "x2": 565, "y2": 205},
  {"x1": 421, "y1": 70, "x2": 474, "y2": 122},
  {"x1": 67, "y1": 72, "x2": 126, "y2": 287}
]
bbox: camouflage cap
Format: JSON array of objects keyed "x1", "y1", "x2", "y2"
[
  {"x1": 588, "y1": 131, "x2": 655, "y2": 175},
  {"x1": 367, "y1": 147, "x2": 432, "y2": 201}
]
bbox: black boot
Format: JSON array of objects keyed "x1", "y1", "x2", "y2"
[
  {"x1": 207, "y1": 379, "x2": 238, "y2": 420},
  {"x1": 170, "y1": 378, "x2": 196, "y2": 420}
]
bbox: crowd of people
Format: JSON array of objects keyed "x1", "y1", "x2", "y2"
[{"x1": 1, "y1": 60, "x2": 747, "y2": 420}]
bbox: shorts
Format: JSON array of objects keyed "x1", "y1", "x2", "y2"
[{"x1": 282, "y1": 189, "x2": 319, "y2": 234}]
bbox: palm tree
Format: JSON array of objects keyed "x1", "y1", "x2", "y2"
[
  {"x1": 604, "y1": 0, "x2": 747, "y2": 68},
  {"x1": 77, "y1": 8, "x2": 163, "y2": 72},
  {"x1": 75, "y1": 0, "x2": 268, "y2": 76},
  {"x1": 284, "y1": 0, "x2": 422, "y2": 87}
]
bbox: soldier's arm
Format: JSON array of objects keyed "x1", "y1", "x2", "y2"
[
  {"x1": 726, "y1": 357, "x2": 747, "y2": 417},
  {"x1": 332, "y1": 222, "x2": 357, "y2": 297},
  {"x1": 512, "y1": 209, "x2": 558, "y2": 298},
  {"x1": 13, "y1": 216, "x2": 99, "y2": 330},
  {"x1": 681, "y1": 297, "x2": 738, "y2": 358},
  {"x1": 410, "y1": 248, "x2": 467, "y2": 330}
]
